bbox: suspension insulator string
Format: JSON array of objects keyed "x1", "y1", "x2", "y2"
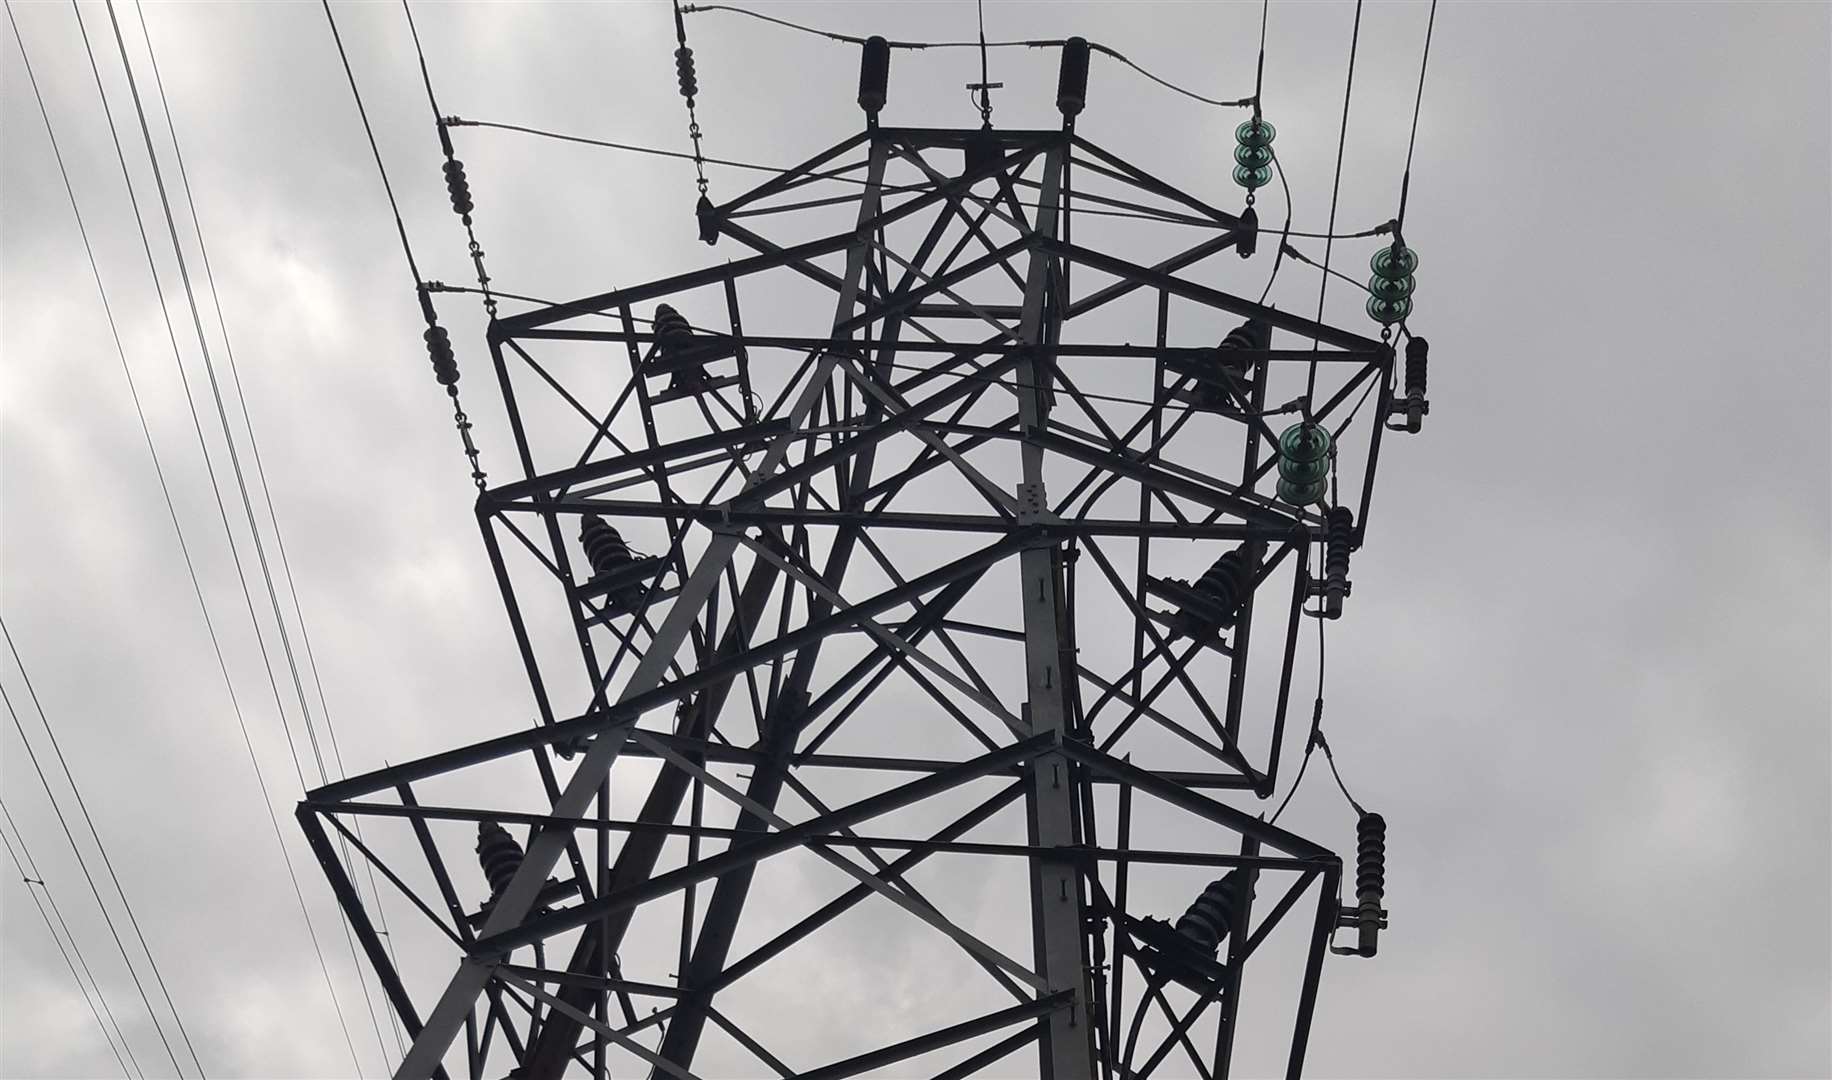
[
  {"x1": 1321, "y1": 506, "x2": 1353, "y2": 619},
  {"x1": 671, "y1": 0, "x2": 721, "y2": 243},
  {"x1": 324, "y1": 0, "x2": 486, "y2": 490},
  {"x1": 418, "y1": 285, "x2": 486, "y2": 490},
  {"x1": 403, "y1": 0, "x2": 499, "y2": 322}
]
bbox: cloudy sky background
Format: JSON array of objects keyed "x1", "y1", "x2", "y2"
[{"x1": 3, "y1": 1, "x2": 1829, "y2": 1077}]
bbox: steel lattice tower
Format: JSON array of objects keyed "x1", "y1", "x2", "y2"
[{"x1": 302, "y1": 44, "x2": 1425, "y2": 1080}]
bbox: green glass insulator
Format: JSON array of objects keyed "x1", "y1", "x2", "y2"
[
  {"x1": 1367, "y1": 273, "x2": 1415, "y2": 302},
  {"x1": 1278, "y1": 476, "x2": 1329, "y2": 507},
  {"x1": 1278, "y1": 421, "x2": 1331, "y2": 464},
  {"x1": 1235, "y1": 119, "x2": 1276, "y2": 148},
  {"x1": 1234, "y1": 143, "x2": 1273, "y2": 170},
  {"x1": 1233, "y1": 164, "x2": 1272, "y2": 190},
  {"x1": 1366, "y1": 295, "x2": 1413, "y2": 325},
  {"x1": 1370, "y1": 244, "x2": 1418, "y2": 280},
  {"x1": 1279, "y1": 453, "x2": 1329, "y2": 486}
]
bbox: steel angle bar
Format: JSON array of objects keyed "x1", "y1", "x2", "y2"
[
  {"x1": 496, "y1": 176, "x2": 960, "y2": 335},
  {"x1": 737, "y1": 353, "x2": 1023, "y2": 506},
  {"x1": 890, "y1": 139, "x2": 1032, "y2": 237},
  {"x1": 716, "y1": 130, "x2": 873, "y2": 214},
  {"x1": 1133, "y1": 980, "x2": 1222, "y2": 1080},
  {"x1": 497, "y1": 965, "x2": 685, "y2": 1001},
  {"x1": 714, "y1": 219, "x2": 849, "y2": 295},
  {"x1": 794, "y1": 993, "x2": 1073, "y2": 1080},
  {"x1": 775, "y1": 773, "x2": 1030, "y2": 1004},
  {"x1": 1029, "y1": 424, "x2": 1300, "y2": 530},
  {"x1": 477, "y1": 734, "x2": 1053, "y2": 956},
  {"x1": 1074, "y1": 665, "x2": 1244, "y2": 773},
  {"x1": 397, "y1": 338, "x2": 844, "y2": 1079},
  {"x1": 834, "y1": 237, "x2": 1032, "y2": 340},
  {"x1": 1067, "y1": 137, "x2": 1245, "y2": 229},
  {"x1": 703, "y1": 1006, "x2": 795, "y2": 1079},
  {"x1": 476, "y1": 508, "x2": 559, "y2": 731},
  {"x1": 737, "y1": 535, "x2": 1024, "y2": 734},
  {"x1": 1010, "y1": 174, "x2": 1222, "y2": 229},
  {"x1": 864, "y1": 236, "x2": 1023, "y2": 346},
  {"x1": 1076, "y1": 535, "x2": 1245, "y2": 769},
  {"x1": 311, "y1": 799, "x2": 1326, "y2": 874},
  {"x1": 1284, "y1": 863, "x2": 1342, "y2": 1080},
  {"x1": 1041, "y1": 238, "x2": 1382, "y2": 353},
  {"x1": 1063, "y1": 232, "x2": 1240, "y2": 320},
  {"x1": 319, "y1": 811, "x2": 466, "y2": 948},
  {"x1": 1058, "y1": 743, "x2": 1332, "y2": 862},
  {"x1": 500, "y1": 338, "x2": 638, "y2": 458},
  {"x1": 711, "y1": 779, "x2": 1026, "y2": 994},
  {"x1": 495, "y1": 971, "x2": 699, "y2": 1080},
  {"x1": 933, "y1": 1026, "x2": 1043, "y2": 1080},
  {"x1": 316, "y1": 532, "x2": 1034, "y2": 809},
  {"x1": 297, "y1": 806, "x2": 446, "y2": 1080},
  {"x1": 501, "y1": 330, "x2": 1367, "y2": 365},
  {"x1": 831, "y1": 355, "x2": 1019, "y2": 516},
  {"x1": 526, "y1": 553, "x2": 785, "y2": 1077},
  {"x1": 1240, "y1": 871, "x2": 1320, "y2": 963},
  {"x1": 860, "y1": 410, "x2": 1017, "y2": 508},
  {"x1": 483, "y1": 421, "x2": 791, "y2": 506},
  {"x1": 631, "y1": 729, "x2": 1046, "y2": 990}
]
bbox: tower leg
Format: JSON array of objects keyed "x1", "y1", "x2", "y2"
[{"x1": 1016, "y1": 144, "x2": 1097, "y2": 1080}]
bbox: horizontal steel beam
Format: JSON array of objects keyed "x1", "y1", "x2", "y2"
[
  {"x1": 311, "y1": 529, "x2": 1037, "y2": 804},
  {"x1": 474, "y1": 734, "x2": 1055, "y2": 955},
  {"x1": 489, "y1": 496, "x2": 1310, "y2": 541},
  {"x1": 796, "y1": 993, "x2": 1073, "y2": 1080},
  {"x1": 510, "y1": 329, "x2": 1377, "y2": 367},
  {"x1": 312, "y1": 798, "x2": 1332, "y2": 874},
  {"x1": 1041, "y1": 237, "x2": 1385, "y2": 352}
]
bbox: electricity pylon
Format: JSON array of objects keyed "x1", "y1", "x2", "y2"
[{"x1": 301, "y1": 40, "x2": 1421, "y2": 1080}]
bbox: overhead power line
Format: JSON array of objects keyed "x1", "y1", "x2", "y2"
[
  {"x1": 1308, "y1": 0, "x2": 1365, "y2": 410},
  {"x1": 322, "y1": 0, "x2": 490, "y2": 491},
  {"x1": 61, "y1": 0, "x2": 373, "y2": 1070},
  {"x1": 445, "y1": 116, "x2": 1394, "y2": 242},
  {"x1": 0, "y1": 623, "x2": 193, "y2": 1076},
  {"x1": 678, "y1": 3, "x2": 1256, "y2": 109},
  {"x1": 127, "y1": 0, "x2": 408, "y2": 1057},
  {"x1": 1397, "y1": 0, "x2": 1438, "y2": 228},
  {"x1": 0, "y1": 799, "x2": 136, "y2": 1078}
]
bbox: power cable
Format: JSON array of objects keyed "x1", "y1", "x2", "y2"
[
  {"x1": 680, "y1": 3, "x2": 1255, "y2": 108},
  {"x1": 99, "y1": 0, "x2": 392, "y2": 1063},
  {"x1": 321, "y1": 3, "x2": 419, "y2": 283},
  {"x1": 19, "y1": 0, "x2": 365, "y2": 1067},
  {"x1": 1251, "y1": 0, "x2": 1293, "y2": 307},
  {"x1": 1268, "y1": 548, "x2": 1326, "y2": 826},
  {"x1": 1397, "y1": 0, "x2": 1438, "y2": 229},
  {"x1": 403, "y1": 0, "x2": 498, "y2": 331},
  {"x1": 1256, "y1": 150, "x2": 1294, "y2": 304},
  {"x1": 1315, "y1": 730, "x2": 1367, "y2": 817},
  {"x1": 443, "y1": 117, "x2": 1392, "y2": 240},
  {"x1": 970, "y1": 0, "x2": 995, "y2": 128},
  {"x1": 101, "y1": 0, "x2": 342, "y2": 801},
  {"x1": 1306, "y1": 0, "x2": 1363, "y2": 410},
  {"x1": 321, "y1": 0, "x2": 487, "y2": 491},
  {"x1": 0, "y1": 799, "x2": 135, "y2": 1078},
  {"x1": 0, "y1": 625, "x2": 189, "y2": 1076},
  {"x1": 69, "y1": 1, "x2": 372, "y2": 1070},
  {"x1": 127, "y1": 0, "x2": 408, "y2": 1059}
]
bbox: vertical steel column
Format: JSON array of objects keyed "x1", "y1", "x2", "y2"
[
  {"x1": 646, "y1": 135, "x2": 892, "y2": 1079},
  {"x1": 396, "y1": 339, "x2": 849, "y2": 1080},
  {"x1": 1015, "y1": 143, "x2": 1097, "y2": 1080}
]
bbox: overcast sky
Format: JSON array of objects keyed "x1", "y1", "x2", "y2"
[{"x1": 2, "y1": 1, "x2": 1828, "y2": 1078}]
